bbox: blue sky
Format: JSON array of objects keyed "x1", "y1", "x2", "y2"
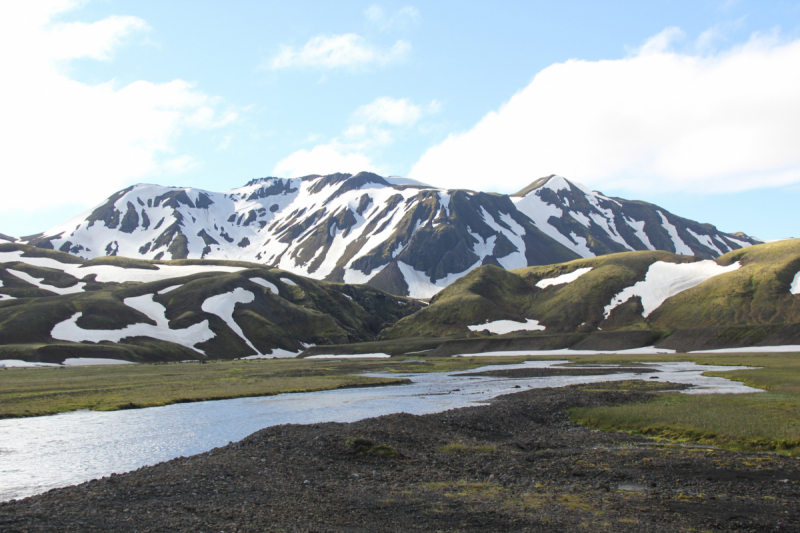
[{"x1": 1, "y1": 0, "x2": 799, "y2": 240}]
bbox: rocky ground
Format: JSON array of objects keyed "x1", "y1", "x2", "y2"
[{"x1": 1, "y1": 380, "x2": 798, "y2": 532}]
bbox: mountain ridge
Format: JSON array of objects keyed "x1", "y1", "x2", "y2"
[{"x1": 11, "y1": 173, "x2": 759, "y2": 297}]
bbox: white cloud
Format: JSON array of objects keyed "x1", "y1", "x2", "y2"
[
  {"x1": 273, "y1": 143, "x2": 380, "y2": 178},
  {"x1": 365, "y1": 5, "x2": 420, "y2": 31},
  {"x1": 354, "y1": 96, "x2": 423, "y2": 126},
  {"x1": 0, "y1": 1, "x2": 236, "y2": 212},
  {"x1": 409, "y1": 28, "x2": 800, "y2": 195},
  {"x1": 275, "y1": 95, "x2": 434, "y2": 179},
  {"x1": 268, "y1": 33, "x2": 410, "y2": 70}
]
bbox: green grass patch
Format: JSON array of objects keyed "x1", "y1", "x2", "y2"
[
  {"x1": 0, "y1": 356, "x2": 513, "y2": 418},
  {"x1": 569, "y1": 352, "x2": 800, "y2": 455},
  {"x1": 439, "y1": 442, "x2": 497, "y2": 454}
]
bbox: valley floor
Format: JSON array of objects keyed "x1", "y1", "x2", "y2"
[{"x1": 1, "y1": 381, "x2": 798, "y2": 532}]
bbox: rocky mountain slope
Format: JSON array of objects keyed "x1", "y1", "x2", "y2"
[
  {"x1": 0, "y1": 243, "x2": 422, "y2": 364},
  {"x1": 380, "y1": 239, "x2": 800, "y2": 349},
  {"x1": 17, "y1": 173, "x2": 758, "y2": 298}
]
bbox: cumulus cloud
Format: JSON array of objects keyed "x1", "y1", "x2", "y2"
[
  {"x1": 273, "y1": 143, "x2": 381, "y2": 178},
  {"x1": 353, "y1": 96, "x2": 423, "y2": 126},
  {"x1": 0, "y1": 1, "x2": 236, "y2": 212},
  {"x1": 364, "y1": 5, "x2": 420, "y2": 31},
  {"x1": 268, "y1": 34, "x2": 410, "y2": 70},
  {"x1": 274, "y1": 95, "x2": 437, "y2": 178},
  {"x1": 409, "y1": 28, "x2": 800, "y2": 195}
]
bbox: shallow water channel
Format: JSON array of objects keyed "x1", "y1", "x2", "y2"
[{"x1": 0, "y1": 360, "x2": 760, "y2": 502}]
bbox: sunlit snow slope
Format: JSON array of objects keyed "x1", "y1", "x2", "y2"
[{"x1": 20, "y1": 173, "x2": 757, "y2": 298}]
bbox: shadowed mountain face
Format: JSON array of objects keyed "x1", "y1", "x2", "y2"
[{"x1": 19, "y1": 173, "x2": 758, "y2": 297}]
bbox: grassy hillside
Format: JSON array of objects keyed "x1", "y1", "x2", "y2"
[
  {"x1": 381, "y1": 251, "x2": 694, "y2": 339},
  {"x1": 381, "y1": 240, "x2": 800, "y2": 343},
  {"x1": 0, "y1": 244, "x2": 423, "y2": 363},
  {"x1": 650, "y1": 239, "x2": 800, "y2": 328}
]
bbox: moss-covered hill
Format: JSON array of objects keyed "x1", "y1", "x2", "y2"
[
  {"x1": 0, "y1": 244, "x2": 423, "y2": 364},
  {"x1": 380, "y1": 240, "x2": 800, "y2": 340}
]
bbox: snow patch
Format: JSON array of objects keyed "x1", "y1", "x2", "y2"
[
  {"x1": 570, "y1": 211, "x2": 591, "y2": 228},
  {"x1": 63, "y1": 358, "x2": 136, "y2": 366},
  {"x1": 250, "y1": 277, "x2": 278, "y2": 294},
  {"x1": 51, "y1": 295, "x2": 215, "y2": 353},
  {"x1": 201, "y1": 288, "x2": 259, "y2": 354},
  {"x1": 343, "y1": 264, "x2": 387, "y2": 284},
  {"x1": 536, "y1": 267, "x2": 592, "y2": 289},
  {"x1": 691, "y1": 345, "x2": 800, "y2": 354},
  {"x1": 604, "y1": 260, "x2": 741, "y2": 318},
  {"x1": 279, "y1": 277, "x2": 297, "y2": 286},
  {"x1": 790, "y1": 271, "x2": 800, "y2": 295},
  {"x1": 242, "y1": 348, "x2": 300, "y2": 359},
  {"x1": 686, "y1": 229, "x2": 723, "y2": 255},
  {"x1": 6, "y1": 269, "x2": 85, "y2": 295},
  {"x1": 0, "y1": 360, "x2": 60, "y2": 367},
  {"x1": 451, "y1": 346, "x2": 676, "y2": 357},
  {"x1": 396, "y1": 260, "x2": 482, "y2": 299},
  {"x1": 305, "y1": 353, "x2": 391, "y2": 359},
  {"x1": 157, "y1": 285, "x2": 182, "y2": 294},
  {"x1": 467, "y1": 319, "x2": 545, "y2": 334},
  {"x1": 625, "y1": 218, "x2": 655, "y2": 251},
  {"x1": 726, "y1": 236, "x2": 753, "y2": 248},
  {"x1": 658, "y1": 212, "x2": 693, "y2": 256}
]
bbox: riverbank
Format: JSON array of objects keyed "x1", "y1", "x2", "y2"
[{"x1": 1, "y1": 380, "x2": 798, "y2": 532}]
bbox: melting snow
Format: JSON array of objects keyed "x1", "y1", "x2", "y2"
[
  {"x1": 157, "y1": 285, "x2": 181, "y2": 294},
  {"x1": 343, "y1": 264, "x2": 387, "y2": 284},
  {"x1": 604, "y1": 260, "x2": 741, "y2": 318},
  {"x1": 62, "y1": 358, "x2": 136, "y2": 366},
  {"x1": 0, "y1": 360, "x2": 60, "y2": 367},
  {"x1": 242, "y1": 348, "x2": 300, "y2": 359},
  {"x1": 536, "y1": 267, "x2": 592, "y2": 289},
  {"x1": 686, "y1": 229, "x2": 723, "y2": 255},
  {"x1": 6, "y1": 269, "x2": 85, "y2": 295},
  {"x1": 625, "y1": 218, "x2": 655, "y2": 251},
  {"x1": 451, "y1": 346, "x2": 676, "y2": 357},
  {"x1": 201, "y1": 288, "x2": 259, "y2": 354},
  {"x1": 570, "y1": 211, "x2": 591, "y2": 228},
  {"x1": 726, "y1": 236, "x2": 753, "y2": 248},
  {"x1": 396, "y1": 260, "x2": 482, "y2": 299},
  {"x1": 467, "y1": 319, "x2": 545, "y2": 334},
  {"x1": 691, "y1": 345, "x2": 800, "y2": 354},
  {"x1": 658, "y1": 212, "x2": 693, "y2": 256},
  {"x1": 0, "y1": 250, "x2": 244, "y2": 283},
  {"x1": 279, "y1": 277, "x2": 297, "y2": 286},
  {"x1": 513, "y1": 192, "x2": 594, "y2": 258},
  {"x1": 305, "y1": 353, "x2": 391, "y2": 359},
  {"x1": 791, "y1": 271, "x2": 800, "y2": 295},
  {"x1": 51, "y1": 295, "x2": 215, "y2": 353},
  {"x1": 250, "y1": 277, "x2": 278, "y2": 294}
]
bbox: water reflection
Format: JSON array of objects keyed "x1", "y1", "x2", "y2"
[{"x1": 0, "y1": 360, "x2": 758, "y2": 501}]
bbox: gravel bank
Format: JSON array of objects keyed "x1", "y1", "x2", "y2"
[{"x1": 1, "y1": 381, "x2": 798, "y2": 532}]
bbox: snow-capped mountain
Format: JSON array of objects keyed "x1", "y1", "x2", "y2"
[{"x1": 19, "y1": 173, "x2": 758, "y2": 298}]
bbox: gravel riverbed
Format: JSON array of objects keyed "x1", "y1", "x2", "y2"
[{"x1": 1, "y1": 381, "x2": 798, "y2": 532}]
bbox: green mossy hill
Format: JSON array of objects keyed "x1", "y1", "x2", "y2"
[
  {"x1": 0, "y1": 245, "x2": 423, "y2": 364},
  {"x1": 650, "y1": 239, "x2": 800, "y2": 329},
  {"x1": 380, "y1": 250, "x2": 693, "y2": 339}
]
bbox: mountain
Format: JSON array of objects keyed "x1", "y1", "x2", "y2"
[
  {"x1": 0, "y1": 243, "x2": 423, "y2": 364},
  {"x1": 378, "y1": 239, "x2": 800, "y2": 353},
  {"x1": 17, "y1": 173, "x2": 759, "y2": 298}
]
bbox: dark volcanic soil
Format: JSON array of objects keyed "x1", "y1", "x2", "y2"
[{"x1": 1, "y1": 382, "x2": 799, "y2": 532}]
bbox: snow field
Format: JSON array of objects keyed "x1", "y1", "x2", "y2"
[
  {"x1": 658, "y1": 212, "x2": 694, "y2": 256},
  {"x1": 0, "y1": 250, "x2": 244, "y2": 284},
  {"x1": 536, "y1": 267, "x2": 592, "y2": 289},
  {"x1": 791, "y1": 271, "x2": 800, "y2": 295},
  {"x1": 6, "y1": 269, "x2": 85, "y2": 295},
  {"x1": 201, "y1": 288, "x2": 259, "y2": 355},
  {"x1": 467, "y1": 319, "x2": 546, "y2": 334},
  {"x1": 397, "y1": 260, "x2": 483, "y2": 299},
  {"x1": 604, "y1": 260, "x2": 741, "y2": 318},
  {"x1": 249, "y1": 277, "x2": 278, "y2": 294},
  {"x1": 451, "y1": 346, "x2": 676, "y2": 357},
  {"x1": 51, "y1": 295, "x2": 216, "y2": 353},
  {"x1": 691, "y1": 345, "x2": 800, "y2": 354},
  {"x1": 305, "y1": 353, "x2": 391, "y2": 359}
]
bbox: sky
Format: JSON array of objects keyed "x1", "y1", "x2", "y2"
[{"x1": 1, "y1": 0, "x2": 800, "y2": 241}]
